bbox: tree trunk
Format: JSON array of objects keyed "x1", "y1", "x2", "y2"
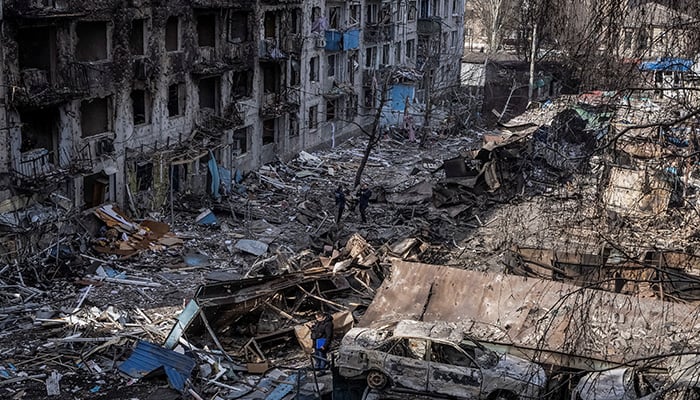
[{"x1": 354, "y1": 79, "x2": 389, "y2": 188}]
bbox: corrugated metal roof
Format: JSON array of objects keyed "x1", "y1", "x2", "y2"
[{"x1": 118, "y1": 341, "x2": 195, "y2": 392}]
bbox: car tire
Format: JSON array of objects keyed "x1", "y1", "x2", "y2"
[{"x1": 366, "y1": 371, "x2": 389, "y2": 390}]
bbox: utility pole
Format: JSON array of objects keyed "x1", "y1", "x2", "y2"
[{"x1": 528, "y1": 22, "x2": 537, "y2": 104}]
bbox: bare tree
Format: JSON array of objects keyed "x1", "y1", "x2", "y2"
[{"x1": 470, "y1": 0, "x2": 522, "y2": 51}]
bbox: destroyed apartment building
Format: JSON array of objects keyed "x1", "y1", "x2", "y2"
[{"x1": 0, "y1": 0, "x2": 465, "y2": 211}]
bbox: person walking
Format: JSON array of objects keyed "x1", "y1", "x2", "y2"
[
  {"x1": 310, "y1": 312, "x2": 334, "y2": 371},
  {"x1": 357, "y1": 183, "x2": 371, "y2": 223},
  {"x1": 334, "y1": 185, "x2": 346, "y2": 224}
]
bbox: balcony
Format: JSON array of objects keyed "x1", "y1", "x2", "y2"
[
  {"x1": 364, "y1": 23, "x2": 394, "y2": 44},
  {"x1": 260, "y1": 91, "x2": 297, "y2": 118},
  {"x1": 11, "y1": 63, "x2": 89, "y2": 108},
  {"x1": 417, "y1": 17, "x2": 442, "y2": 35},
  {"x1": 282, "y1": 35, "x2": 303, "y2": 55},
  {"x1": 259, "y1": 39, "x2": 287, "y2": 60}
]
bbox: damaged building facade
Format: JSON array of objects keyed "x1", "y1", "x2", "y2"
[{"x1": 0, "y1": 0, "x2": 464, "y2": 209}]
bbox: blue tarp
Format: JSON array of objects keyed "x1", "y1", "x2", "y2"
[
  {"x1": 325, "y1": 30, "x2": 342, "y2": 52},
  {"x1": 343, "y1": 28, "x2": 360, "y2": 50},
  {"x1": 118, "y1": 341, "x2": 196, "y2": 392},
  {"x1": 389, "y1": 84, "x2": 415, "y2": 110},
  {"x1": 639, "y1": 57, "x2": 693, "y2": 72}
]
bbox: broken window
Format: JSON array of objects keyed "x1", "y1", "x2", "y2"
[
  {"x1": 264, "y1": 11, "x2": 276, "y2": 39},
  {"x1": 197, "y1": 14, "x2": 216, "y2": 47},
  {"x1": 76, "y1": 21, "x2": 108, "y2": 61},
  {"x1": 308, "y1": 105, "x2": 318, "y2": 129},
  {"x1": 363, "y1": 88, "x2": 375, "y2": 108},
  {"x1": 326, "y1": 99, "x2": 338, "y2": 121},
  {"x1": 199, "y1": 76, "x2": 220, "y2": 112},
  {"x1": 168, "y1": 83, "x2": 185, "y2": 117},
  {"x1": 310, "y1": 56, "x2": 319, "y2": 82},
  {"x1": 261, "y1": 63, "x2": 281, "y2": 94},
  {"x1": 395, "y1": 42, "x2": 402, "y2": 62},
  {"x1": 131, "y1": 89, "x2": 150, "y2": 125},
  {"x1": 430, "y1": 342, "x2": 476, "y2": 368},
  {"x1": 136, "y1": 162, "x2": 153, "y2": 191},
  {"x1": 408, "y1": 1, "x2": 417, "y2": 20},
  {"x1": 130, "y1": 20, "x2": 145, "y2": 56},
  {"x1": 231, "y1": 70, "x2": 252, "y2": 98},
  {"x1": 387, "y1": 338, "x2": 427, "y2": 359},
  {"x1": 291, "y1": 8, "x2": 302, "y2": 34},
  {"x1": 289, "y1": 115, "x2": 299, "y2": 137},
  {"x1": 346, "y1": 94, "x2": 358, "y2": 120},
  {"x1": 19, "y1": 108, "x2": 59, "y2": 162},
  {"x1": 290, "y1": 59, "x2": 301, "y2": 86},
  {"x1": 328, "y1": 53, "x2": 337, "y2": 77},
  {"x1": 382, "y1": 44, "x2": 390, "y2": 65},
  {"x1": 451, "y1": 31, "x2": 457, "y2": 49},
  {"x1": 262, "y1": 119, "x2": 276, "y2": 145},
  {"x1": 233, "y1": 127, "x2": 249, "y2": 155},
  {"x1": 165, "y1": 17, "x2": 180, "y2": 52},
  {"x1": 83, "y1": 172, "x2": 110, "y2": 207},
  {"x1": 366, "y1": 3, "x2": 379, "y2": 24},
  {"x1": 228, "y1": 12, "x2": 249, "y2": 42},
  {"x1": 365, "y1": 47, "x2": 377, "y2": 68},
  {"x1": 328, "y1": 5, "x2": 341, "y2": 29},
  {"x1": 349, "y1": 5, "x2": 361, "y2": 26},
  {"x1": 406, "y1": 39, "x2": 415, "y2": 60},
  {"x1": 18, "y1": 27, "x2": 55, "y2": 73},
  {"x1": 81, "y1": 97, "x2": 111, "y2": 137}
]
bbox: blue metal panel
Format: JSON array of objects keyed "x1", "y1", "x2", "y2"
[
  {"x1": 119, "y1": 341, "x2": 196, "y2": 392},
  {"x1": 164, "y1": 299, "x2": 201, "y2": 349},
  {"x1": 343, "y1": 29, "x2": 360, "y2": 50},
  {"x1": 325, "y1": 30, "x2": 342, "y2": 52},
  {"x1": 265, "y1": 373, "x2": 299, "y2": 400}
]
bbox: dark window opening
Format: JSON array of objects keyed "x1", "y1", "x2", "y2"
[
  {"x1": 309, "y1": 105, "x2": 318, "y2": 129},
  {"x1": 19, "y1": 108, "x2": 59, "y2": 162},
  {"x1": 233, "y1": 127, "x2": 248, "y2": 154},
  {"x1": 197, "y1": 15, "x2": 216, "y2": 47},
  {"x1": 232, "y1": 70, "x2": 252, "y2": 98},
  {"x1": 229, "y1": 12, "x2": 249, "y2": 42},
  {"x1": 328, "y1": 6, "x2": 341, "y2": 29},
  {"x1": 310, "y1": 56, "x2": 319, "y2": 82},
  {"x1": 328, "y1": 54, "x2": 336, "y2": 77},
  {"x1": 165, "y1": 17, "x2": 179, "y2": 52},
  {"x1": 199, "y1": 76, "x2": 219, "y2": 112},
  {"x1": 292, "y1": 8, "x2": 302, "y2": 34},
  {"x1": 81, "y1": 97, "x2": 110, "y2": 137},
  {"x1": 264, "y1": 11, "x2": 276, "y2": 39},
  {"x1": 136, "y1": 162, "x2": 153, "y2": 191},
  {"x1": 326, "y1": 99, "x2": 337, "y2": 121},
  {"x1": 83, "y1": 172, "x2": 109, "y2": 208},
  {"x1": 131, "y1": 89, "x2": 148, "y2": 125},
  {"x1": 130, "y1": 20, "x2": 145, "y2": 55},
  {"x1": 261, "y1": 63, "x2": 281, "y2": 94},
  {"x1": 290, "y1": 115, "x2": 299, "y2": 137},
  {"x1": 76, "y1": 21, "x2": 108, "y2": 61},
  {"x1": 262, "y1": 119, "x2": 275, "y2": 145},
  {"x1": 168, "y1": 83, "x2": 185, "y2": 117},
  {"x1": 18, "y1": 27, "x2": 54, "y2": 72},
  {"x1": 291, "y1": 59, "x2": 301, "y2": 86}
]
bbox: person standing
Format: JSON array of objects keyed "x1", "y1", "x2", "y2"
[
  {"x1": 357, "y1": 183, "x2": 372, "y2": 223},
  {"x1": 334, "y1": 185, "x2": 346, "y2": 224},
  {"x1": 310, "y1": 312, "x2": 334, "y2": 370}
]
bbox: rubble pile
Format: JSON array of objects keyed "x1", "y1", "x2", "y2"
[{"x1": 3, "y1": 95, "x2": 700, "y2": 398}]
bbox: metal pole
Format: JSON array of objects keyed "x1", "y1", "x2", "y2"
[{"x1": 528, "y1": 23, "x2": 537, "y2": 104}]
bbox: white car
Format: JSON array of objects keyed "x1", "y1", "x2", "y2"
[{"x1": 336, "y1": 320, "x2": 547, "y2": 399}]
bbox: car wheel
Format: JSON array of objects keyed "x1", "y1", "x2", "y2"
[{"x1": 366, "y1": 371, "x2": 389, "y2": 389}]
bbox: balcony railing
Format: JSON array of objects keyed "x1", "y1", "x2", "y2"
[
  {"x1": 364, "y1": 23, "x2": 394, "y2": 43},
  {"x1": 11, "y1": 63, "x2": 89, "y2": 107}
]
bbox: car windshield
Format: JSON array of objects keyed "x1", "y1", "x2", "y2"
[{"x1": 458, "y1": 340, "x2": 498, "y2": 368}]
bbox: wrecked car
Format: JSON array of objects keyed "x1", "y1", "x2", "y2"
[
  {"x1": 572, "y1": 367, "x2": 660, "y2": 400},
  {"x1": 335, "y1": 320, "x2": 546, "y2": 399}
]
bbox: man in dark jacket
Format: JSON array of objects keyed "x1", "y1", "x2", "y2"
[
  {"x1": 310, "y1": 312, "x2": 333, "y2": 370},
  {"x1": 357, "y1": 184, "x2": 371, "y2": 223}
]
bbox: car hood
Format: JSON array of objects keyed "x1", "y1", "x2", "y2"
[{"x1": 491, "y1": 354, "x2": 547, "y2": 388}]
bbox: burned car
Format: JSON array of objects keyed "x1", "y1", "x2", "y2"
[
  {"x1": 572, "y1": 367, "x2": 659, "y2": 400},
  {"x1": 335, "y1": 320, "x2": 546, "y2": 399}
]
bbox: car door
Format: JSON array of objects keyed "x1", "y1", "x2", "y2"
[
  {"x1": 427, "y1": 340, "x2": 483, "y2": 399},
  {"x1": 381, "y1": 337, "x2": 430, "y2": 392}
]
